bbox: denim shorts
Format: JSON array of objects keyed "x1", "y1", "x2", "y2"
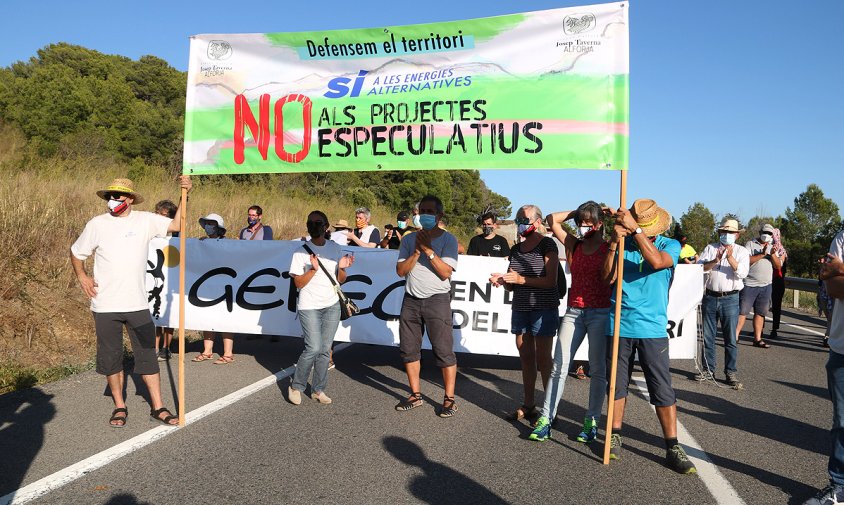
[
  {"x1": 511, "y1": 309, "x2": 559, "y2": 338},
  {"x1": 739, "y1": 284, "x2": 772, "y2": 316}
]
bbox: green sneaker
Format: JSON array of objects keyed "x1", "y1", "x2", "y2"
[
  {"x1": 528, "y1": 416, "x2": 551, "y2": 441},
  {"x1": 666, "y1": 444, "x2": 697, "y2": 474},
  {"x1": 609, "y1": 433, "x2": 622, "y2": 460},
  {"x1": 576, "y1": 416, "x2": 598, "y2": 443}
]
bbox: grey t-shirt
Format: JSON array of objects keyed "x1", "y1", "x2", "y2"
[
  {"x1": 398, "y1": 230, "x2": 459, "y2": 299},
  {"x1": 744, "y1": 239, "x2": 774, "y2": 287}
]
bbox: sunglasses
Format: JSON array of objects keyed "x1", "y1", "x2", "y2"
[
  {"x1": 104, "y1": 192, "x2": 129, "y2": 200},
  {"x1": 514, "y1": 217, "x2": 533, "y2": 225}
]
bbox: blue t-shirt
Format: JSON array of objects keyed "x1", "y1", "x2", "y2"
[{"x1": 607, "y1": 235, "x2": 680, "y2": 339}]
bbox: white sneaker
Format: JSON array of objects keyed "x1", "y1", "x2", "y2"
[
  {"x1": 311, "y1": 391, "x2": 332, "y2": 404},
  {"x1": 288, "y1": 386, "x2": 302, "y2": 405}
]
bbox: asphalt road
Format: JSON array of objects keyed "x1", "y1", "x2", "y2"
[{"x1": 0, "y1": 308, "x2": 833, "y2": 505}]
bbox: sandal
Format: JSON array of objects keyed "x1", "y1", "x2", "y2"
[
  {"x1": 439, "y1": 396, "x2": 458, "y2": 418},
  {"x1": 109, "y1": 407, "x2": 128, "y2": 428},
  {"x1": 213, "y1": 355, "x2": 234, "y2": 365},
  {"x1": 150, "y1": 407, "x2": 178, "y2": 426},
  {"x1": 509, "y1": 404, "x2": 539, "y2": 425},
  {"x1": 575, "y1": 365, "x2": 587, "y2": 380},
  {"x1": 192, "y1": 353, "x2": 214, "y2": 362},
  {"x1": 753, "y1": 340, "x2": 770, "y2": 349},
  {"x1": 395, "y1": 392, "x2": 424, "y2": 411}
]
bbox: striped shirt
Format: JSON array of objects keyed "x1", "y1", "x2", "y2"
[{"x1": 508, "y1": 237, "x2": 560, "y2": 311}]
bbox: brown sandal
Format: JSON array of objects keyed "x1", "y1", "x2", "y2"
[
  {"x1": 192, "y1": 353, "x2": 214, "y2": 362},
  {"x1": 509, "y1": 404, "x2": 539, "y2": 424},
  {"x1": 753, "y1": 340, "x2": 770, "y2": 349},
  {"x1": 213, "y1": 355, "x2": 234, "y2": 365}
]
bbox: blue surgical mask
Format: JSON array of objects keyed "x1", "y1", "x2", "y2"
[
  {"x1": 397, "y1": 221, "x2": 407, "y2": 230},
  {"x1": 419, "y1": 214, "x2": 437, "y2": 231},
  {"x1": 204, "y1": 224, "x2": 218, "y2": 236},
  {"x1": 719, "y1": 233, "x2": 735, "y2": 246}
]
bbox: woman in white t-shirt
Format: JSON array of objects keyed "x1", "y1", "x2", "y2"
[{"x1": 287, "y1": 211, "x2": 354, "y2": 405}]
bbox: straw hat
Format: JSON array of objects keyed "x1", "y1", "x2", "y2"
[
  {"x1": 96, "y1": 178, "x2": 144, "y2": 204},
  {"x1": 630, "y1": 199, "x2": 671, "y2": 236},
  {"x1": 717, "y1": 217, "x2": 745, "y2": 233},
  {"x1": 199, "y1": 213, "x2": 226, "y2": 234},
  {"x1": 333, "y1": 219, "x2": 350, "y2": 230}
]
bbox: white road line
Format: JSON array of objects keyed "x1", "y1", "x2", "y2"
[
  {"x1": 783, "y1": 322, "x2": 826, "y2": 337},
  {"x1": 0, "y1": 343, "x2": 350, "y2": 505},
  {"x1": 632, "y1": 377, "x2": 746, "y2": 505}
]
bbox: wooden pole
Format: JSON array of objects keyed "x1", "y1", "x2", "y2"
[
  {"x1": 178, "y1": 187, "x2": 187, "y2": 427},
  {"x1": 603, "y1": 169, "x2": 628, "y2": 464}
]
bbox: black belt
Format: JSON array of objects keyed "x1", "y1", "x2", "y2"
[{"x1": 705, "y1": 289, "x2": 739, "y2": 297}]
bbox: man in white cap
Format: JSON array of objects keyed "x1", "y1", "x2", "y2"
[
  {"x1": 696, "y1": 217, "x2": 750, "y2": 388},
  {"x1": 70, "y1": 176, "x2": 191, "y2": 427},
  {"x1": 735, "y1": 223, "x2": 782, "y2": 349},
  {"x1": 601, "y1": 198, "x2": 697, "y2": 474}
]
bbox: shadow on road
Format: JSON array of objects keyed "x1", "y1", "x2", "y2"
[
  {"x1": 383, "y1": 436, "x2": 510, "y2": 505},
  {"x1": 0, "y1": 388, "x2": 56, "y2": 499},
  {"x1": 676, "y1": 389, "x2": 827, "y2": 456},
  {"x1": 103, "y1": 493, "x2": 153, "y2": 505}
]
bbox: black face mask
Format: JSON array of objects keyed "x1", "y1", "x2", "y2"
[{"x1": 307, "y1": 221, "x2": 325, "y2": 239}]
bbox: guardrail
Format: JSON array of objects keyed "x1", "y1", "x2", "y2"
[{"x1": 784, "y1": 276, "x2": 819, "y2": 309}]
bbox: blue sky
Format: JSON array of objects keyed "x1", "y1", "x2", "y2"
[{"x1": 2, "y1": 1, "x2": 842, "y2": 225}]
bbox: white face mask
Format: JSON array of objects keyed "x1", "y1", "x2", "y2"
[
  {"x1": 761, "y1": 234, "x2": 773, "y2": 243},
  {"x1": 108, "y1": 199, "x2": 128, "y2": 215},
  {"x1": 719, "y1": 233, "x2": 736, "y2": 246}
]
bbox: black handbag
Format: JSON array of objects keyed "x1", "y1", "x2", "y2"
[{"x1": 302, "y1": 244, "x2": 359, "y2": 320}]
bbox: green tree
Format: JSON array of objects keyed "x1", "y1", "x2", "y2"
[
  {"x1": 781, "y1": 184, "x2": 842, "y2": 276},
  {"x1": 679, "y1": 202, "x2": 716, "y2": 252}
]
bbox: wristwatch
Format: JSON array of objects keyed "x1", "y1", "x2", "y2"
[
  {"x1": 427, "y1": 251, "x2": 435, "y2": 260},
  {"x1": 633, "y1": 227, "x2": 642, "y2": 235}
]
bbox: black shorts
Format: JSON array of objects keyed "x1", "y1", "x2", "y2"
[
  {"x1": 608, "y1": 337, "x2": 676, "y2": 407},
  {"x1": 399, "y1": 293, "x2": 457, "y2": 367},
  {"x1": 94, "y1": 310, "x2": 160, "y2": 376}
]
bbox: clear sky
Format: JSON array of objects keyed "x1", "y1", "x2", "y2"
[{"x1": 2, "y1": 1, "x2": 842, "y2": 224}]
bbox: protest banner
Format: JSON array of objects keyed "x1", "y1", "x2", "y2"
[
  {"x1": 184, "y1": 3, "x2": 629, "y2": 174},
  {"x1": 147, "y1": 238, "x2": 699, "y2": 359}
]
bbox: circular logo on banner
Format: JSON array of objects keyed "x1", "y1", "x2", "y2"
[
  {"x1": 207, "y1": 40, "x2": 233, "y2": 60},
  {"x1": 563, "y1": 13, "x2": 596, "y2": 35}
]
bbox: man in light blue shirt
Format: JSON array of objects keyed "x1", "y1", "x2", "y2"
[{"x1": 602, "y1": 199, "x2": 696, "y2": 474}]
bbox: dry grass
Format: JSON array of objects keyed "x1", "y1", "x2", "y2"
[{"x1": 0, "y1": 129, "x2": 397, "y2": 394}]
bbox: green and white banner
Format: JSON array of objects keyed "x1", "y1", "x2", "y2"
[{"x1": 184, "y1": 2, "x2": 628, "y2": 175}]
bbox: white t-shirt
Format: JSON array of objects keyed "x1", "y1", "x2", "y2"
[
  {"x1": 289, "y1": 240, "x2": 343, "y2": 310},
  {"x1": 829, "y1": 231, "x2": 844, "y2": 354},
  {"x1": 71, "y1": 211, "x2": 171, "y2": 313}
]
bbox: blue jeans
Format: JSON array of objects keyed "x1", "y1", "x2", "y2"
[
  {"x1": 702, "y1": 293, "x2": 739, "y2": 374},
  {"x1": 541, "y1": 307, "x2": 609, "y2": 420},
  {"x1": 292, "y1": 303, "x2": 340, "y2": 394},
  {"x1": 827, "y1": 351, "x2": 844, "y2": 485}
]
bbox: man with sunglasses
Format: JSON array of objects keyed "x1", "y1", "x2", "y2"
[{"x1": 70, "y1": 177, "x2": 191, "y2": 428}]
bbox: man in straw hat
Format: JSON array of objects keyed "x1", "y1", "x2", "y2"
[
  {"x1": 601, "y1": 198, "x2": 697, "y2": 474},
  {"x1": 695, "y1": 217, "x2": 750, "y2": 388},
  {"x1": 70, "y1": 176, "x2": 191, "y2": 427}
]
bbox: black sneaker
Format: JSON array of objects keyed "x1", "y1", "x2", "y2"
[
  {"x1": 725, "y1": 372, "x2": 743, "y2": 390},
  {"x1": 609, "y1": 433, "x2": 622, "y2": 460},
  {"x1": 666, "y1": 444, "x2": 697, "y2": 474},
  {"x1": 157, "y1": 349, "x2": 171, "y2": 361},
  {"x1": 769, "y1": 329, "x2": 778, "y2": 339},
  {"x1": 803, "y1": 484, "x2": 844, "y2": 505}
]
